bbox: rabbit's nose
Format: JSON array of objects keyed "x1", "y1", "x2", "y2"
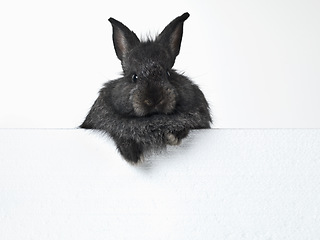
[
  {"x1": 144, "y1": 99, "x2": 154, "y2": 107},
  {"x1": 144, "y1": 98, "x2": 164, "y2": 107}
]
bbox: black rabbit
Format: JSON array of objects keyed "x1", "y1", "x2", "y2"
[{"x1": 80, "y1": 12, "x2": 211, "y2": 163}]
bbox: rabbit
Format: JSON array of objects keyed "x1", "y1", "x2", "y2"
[{"x1": 80, "y1": 12, "x2": 212, "y2": 163}]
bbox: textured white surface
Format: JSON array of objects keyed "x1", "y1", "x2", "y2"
[{"x1": 1, "y1": 129, "x2": 320, "y2": 239}]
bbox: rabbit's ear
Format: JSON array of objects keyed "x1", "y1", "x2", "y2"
[
  {"x1": 157, "y1": 12, "x2": 190, "y2": 61},
  {"x1": 108, "y1": 18, "x2": 140, "y2": 61}
]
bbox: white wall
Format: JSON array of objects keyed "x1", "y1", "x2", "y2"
[
  {"x1": 1, "y1": 129, "x2": 320, "y2": 239},
  {"x1": 0, "y1": 0, "x2": 320, "y2": 128}
]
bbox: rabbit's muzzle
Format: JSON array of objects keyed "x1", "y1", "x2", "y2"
[{"x1": 131, "y1": 84, "x2": 177, "y2": 117}]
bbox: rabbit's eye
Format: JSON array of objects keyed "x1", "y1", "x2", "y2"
[
  {"x1": 132, "y1": 74, "x2": 138, "y2": 83},
  {"x1": 167, "y1": 71, "x2": 171, "y2": 77}
]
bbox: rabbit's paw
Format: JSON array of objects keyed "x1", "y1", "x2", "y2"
[
  {"x1": 166, "y1": 133, "x2": 180, "y2": 145},
  {"x1": 166, "y1": 129, "x2": 190, "y2": 146},
  {"x1": 117, "y1": 140, "x2": 143, "y2": 164}
]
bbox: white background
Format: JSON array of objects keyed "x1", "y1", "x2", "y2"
[{"x1": 1, "y1": 0, "x2": 320, "y2": 128}]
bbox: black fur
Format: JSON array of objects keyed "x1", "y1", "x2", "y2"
[{"x1": 80, "y1": 12, "x2": 211, "y2": 163}]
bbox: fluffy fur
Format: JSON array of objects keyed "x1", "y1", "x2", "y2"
[{"x1": 80, "y1": 12, "x2": 212, "y2": 163}]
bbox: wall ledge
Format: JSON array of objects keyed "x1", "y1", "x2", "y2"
[{"x1": 1, "y1": 129, "x2": 320, "y2": 239}]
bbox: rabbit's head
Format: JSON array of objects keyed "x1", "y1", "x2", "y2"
[{"x1": 108, "y1": 13, "x2": 189, "y2": 117}]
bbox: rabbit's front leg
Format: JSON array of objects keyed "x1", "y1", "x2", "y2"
[{"x1": 114, "y1": 137, "x2": 143, "y2": 163}]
